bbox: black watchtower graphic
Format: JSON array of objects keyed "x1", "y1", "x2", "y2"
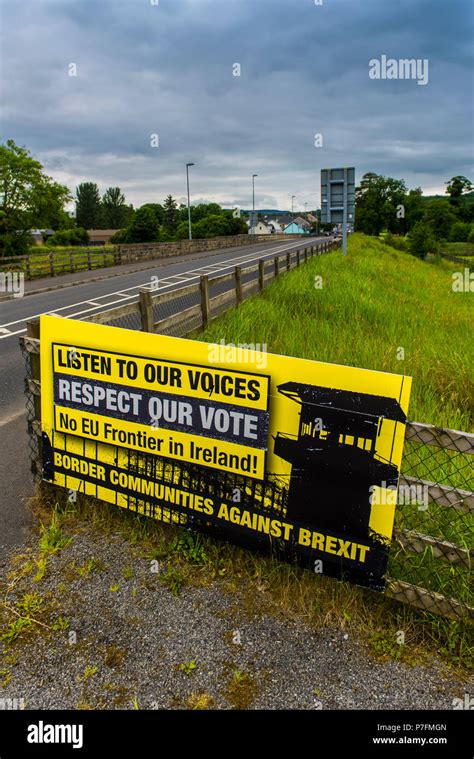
[{"x1": 273, "y1": 382, "x2": 407, "y2": 540}]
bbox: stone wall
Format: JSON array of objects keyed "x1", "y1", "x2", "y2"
[{"x1": 116, "y1": 233, "x2": 304, "y2": 264}]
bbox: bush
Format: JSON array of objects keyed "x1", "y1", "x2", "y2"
[
  {"x1": 449, "y1": 222, "x2": 471, "y2": 243},
  {"x1": 408, "y1": 222, "x2": 439, "y2": 259},
  {"x1": 48, "y1": 228, "x2": 89, "y2": 246},
  {"x1": 383, "y1": 232, "x2": 408, "y2": 251},
  {"x1": 109, "y1": 229, "x2": 127, "y2": 244},
  {"x1": 0, "y1": 231, "x2": 33, "y2": 256},
  {"x1": 175, "y1": 221, "x2": 190, "y2": 240},
  {"x1": 468, "y1": 227, "x2": 474, "y2": 244}
]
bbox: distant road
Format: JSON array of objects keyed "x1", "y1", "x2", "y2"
[{"x1": 0, "y1": 235, "x2": 327, "y2": 555}]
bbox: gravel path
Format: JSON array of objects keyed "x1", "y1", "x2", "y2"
[{"x1": 0, "y1": 529, "x2": 471, "y2": 711}]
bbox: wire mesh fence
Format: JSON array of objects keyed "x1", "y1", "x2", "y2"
[
  {"x1": 18, "y1": 239, "x2": 473, "y2": 619},
  {"x1": 386, "y1": 423, "x2": 473, "y2": 619}
]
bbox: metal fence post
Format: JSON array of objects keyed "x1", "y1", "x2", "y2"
[
  {"x1": 139, "y1": 289, "x2": 154, "y2": 332},
  {"x1": 274, "y1": 257, "x2": 279, "y2": 277},
  {"x1": 200, "y1": 275, "x2": 210, "y2": 328}
]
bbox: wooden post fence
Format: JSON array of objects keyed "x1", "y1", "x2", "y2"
[
  {"x1": 235, "y1": 266, "x2": 242, "y2": 305},
  {"x1": 200, "y1": 275, "x2": 210, "y2": 328},
  {"x1": 139, "y1": 289, "x2": 154, "y2": 333}
]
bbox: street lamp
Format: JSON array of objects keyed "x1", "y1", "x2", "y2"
[
  {"x1": 252, "y1": 174, "x2": 258, "y2": 234},
  {"x1": 291, "y1": 195, "x2": 296, "y2": 217},
  {"x1": 186, "y1": 163, "x2": 195, "y2": 240}
]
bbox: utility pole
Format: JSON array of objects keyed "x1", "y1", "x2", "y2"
[
  {"x1": 252, "y1": 174, "x2": 258, "y2": 234},
  {"x1": 342, "y1": 167, "x2": 348, "y2": 256},
  {"x1": 186, "y1": 162, "x2": 195, "y2": 240}
]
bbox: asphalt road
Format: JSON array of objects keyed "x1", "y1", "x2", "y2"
[{"x1": 0, "y1": 235, "x2": 327, "y2": 556}]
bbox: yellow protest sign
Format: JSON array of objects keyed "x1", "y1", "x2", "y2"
[{"x1": 40, "y1": 315, "x2": 412, "y2": 591}]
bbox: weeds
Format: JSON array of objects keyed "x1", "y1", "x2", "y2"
[
  {"x1": 77, "y1": 665, "x2": 98, "y2": 683},
  {"x1": 39, "y1": 511, "x2": 71, "y2": 555},
  {"x1": 159, "y1": 568, "x2": 185, "y2": 597},
  {"x1": 178, "y1": 659, "x2": 197, "y2": 676}
]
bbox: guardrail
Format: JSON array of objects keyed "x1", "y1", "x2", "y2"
[
  {"x1": 18, "y1": 237, "x2": 473, "y2": 621},
  {"x1": 81, "y1": 240, "x2": 336, "y2": 335}
]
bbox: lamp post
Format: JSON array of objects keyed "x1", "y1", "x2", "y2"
[
  {"x1": 291, "y1": 195, "x2": 296, "y2": 218},
  {"x1": 252, "y1": 174, "x2": 258, "y2": 234},
  {"x1": 186, "y1": 163, "x2": 195, "y2": 240}
]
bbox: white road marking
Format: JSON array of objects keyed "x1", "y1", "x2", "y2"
[
  {"x1": 0, "y1": 407, "x2": 26, "y2": 428},
  {"x1": 1, "y1": 240, "x2": 308, "y2": 328},
  {"x1": 0, "y1": 327, "x2": 11, "y2": 334},
  {"x1": 0, "y1": 239, "x2": 321, "y2": 339}
]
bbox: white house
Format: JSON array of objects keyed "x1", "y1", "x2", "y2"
[
  {"x1": 249, "y1": 220, "x2": 273, "y2": 235},
  {"x1": 266, "y1": 219, "x2": 283, "y2": 233}
]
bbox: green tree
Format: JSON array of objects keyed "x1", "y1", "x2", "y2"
[
  {"x1": 75, "y1": 182, "x2": 103, "y2": 229},
  {"x1": 402, "y1": 188, "x2": 424, "y2": 233},
  {"x1": 445, "y1": 176, "x2": 473, "y2": 206},
  {"x1": 123, "y1": 206, "x2": 159, "y2": 243},
  {"x1": 163, "y1": 194, "x2": 178, "y2": 233},
  {"x1": 102, "y1": 187, "x2": 128, "y2": 229},
  {"x1": 222, "y1": 209, "x2": 248, "y2": 235},
  {"x1": 193, "y1": 214, "x2": 229, "y2": 239},
  {"x1": 175, "y1": 220, "x2": 190, "y2": 240},
  {"x1": 49, "y1": 208, "x2": 75, "y2": 231},
  {"x1": 0, "y1": 139, "x2": 71, "y2": 255},
  {"x1": 422, "y1": 199, "x2": 457, "y2": 240},
  {"x1": 190, "y1": 203, "x2": 222, "y2": 223},
  {"x1": 140, "y1": 203, "x2": 164, "y2": 226},
  {"x1": 355, "y1": 173, "x2": 407, "y2": 236},
  {"x1": 449, "y1": 221, "x2": 471, "y2": 242},
  {"x1": 408, "y1": 222, "x2": 438, "y2": 259}
]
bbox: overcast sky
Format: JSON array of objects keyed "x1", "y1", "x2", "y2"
[{"x1": 1, "y1": 0, "x2": 473, "y2": 211}]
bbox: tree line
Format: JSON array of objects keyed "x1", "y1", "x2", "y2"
[
  {"x1": 355, "y1": 172, "x2": 474, "y2": 257},
  {"x1": 0, "y1": 140, "x2": 247, "y2": 255},
  {"x1": 1, "y1": 139, "x2": 472, "y2": 257}
]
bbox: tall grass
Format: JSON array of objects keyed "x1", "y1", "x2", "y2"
[{"x1": 196, "y1": 233, "x2": 473, "y2": 431}]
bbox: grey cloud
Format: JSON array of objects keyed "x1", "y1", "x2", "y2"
[{"x1": 0, "y1": 0, "x2": 472, "y2": 209}]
